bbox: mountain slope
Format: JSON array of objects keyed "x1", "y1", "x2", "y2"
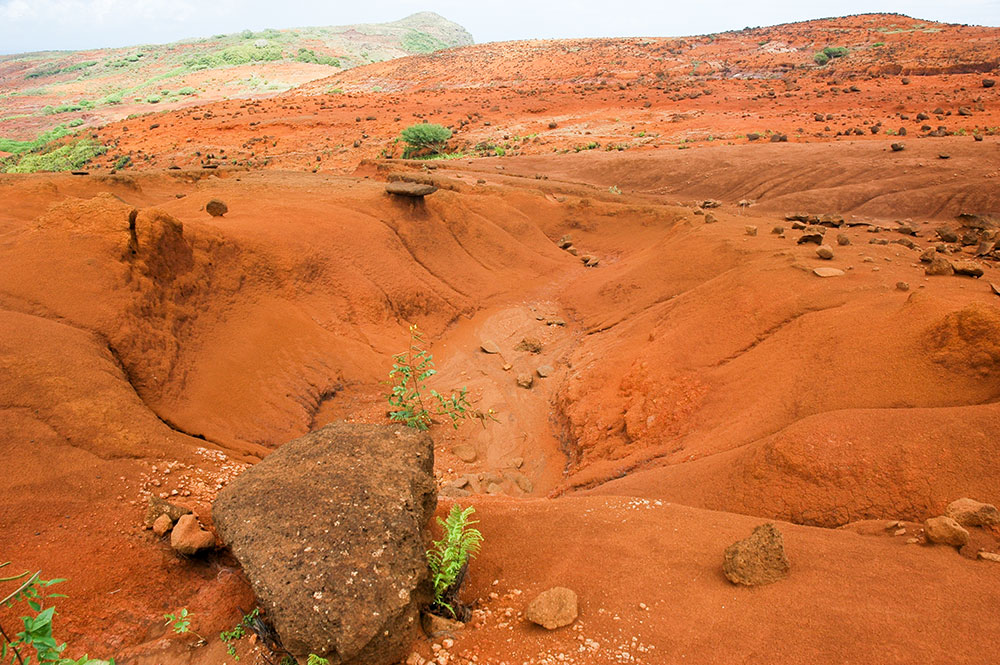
[{"x1": 0, "y1": 12, "x2": 472, "y2": 148}]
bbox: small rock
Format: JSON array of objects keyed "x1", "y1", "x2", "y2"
[
  {"x1": 453, "y1": 444, "x2": 477, "y2": 463},
  {"x1": 144, "y1": 495, "x2": 191, "y2": 528},
  {"x1": 890, "y1": 143, "x2": 905, "y2": 152},
  {"x1": 813, "y1": 267, "x2": 845, "y2": 278},
  {"x1": 925, "y1": 255, "x2": 955, "y2": 276},
  {"x1": 771, "y1": 225, "x2": 784, "y2": 235},
  {"x1": 480, "y1": 341, "x2": 501, "y2": 354},
  {"x1": 584, "y1": 256, "x2": 600, "y2": 268},
  {"x1": 896, "y1": 282, "x2": 910, "y2": 291},
  {"x1": 723, "y1": 523, "x2": 790, "y2": 586},
  {"x1": 816, "y1": 245, "x2": 834, "y2": 260},
  {"x1": 421, "y1": 612, "x2": 464, "y2": 638},
  {"x1": 524, "y1": 587, "x2": 578, "y2": 629},
  {"x1": 170, "y1": 514, "x2": 215, "y2": 555},
  {"x1": 924, "y1": 516, "x2": 970, "y2": 547},
  {"x1": 745, "y1": 225, "x2": 758, "y2": 236},
  {"x1": 514, "y1": 337, "x2": 543, "y2": 353},
  {"x1": 206, "y1": 199, "x2": 228, "y2": 217},
  {"x1": 797, "y1": 226, "x2": 826, "y2": 244},
  {"x1": 984, "y1": 79, "x2": 997, "y2": 89},
  {"x1": 704, "y1": 213, "x2": 718, "y2": 224},
  {"x1": 952, "y1": 260, "x2": 984, "y2": 278},
  {"x1": 701, "y1": 199, "x2": 721, "y2": 209},
  {"x1": 536, "y1": 365, "x2": 554, "y2": 378},
  {"x1": 837, "y1": 233, "x2": 851, "y2": 246},
  {"x1": 945, "y1": 498, "x2": 1000, "y2": 527},
  {"x1": 516, "y1": 373, "x2": 534, "y2": 389},
  {"x1": 152, "y1": 513, "x2": 173, "y2": 537},
  {"x1": 979, "y1": 552, "x2": 1000, "y2": 563},
  {"x1": 991, "y1": 283, "x2": 1000, "y2": 296}
]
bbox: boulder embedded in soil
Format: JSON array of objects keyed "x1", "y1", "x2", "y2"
[
  {"x1": 723, "y1": 523, "x2": 790, "y2": 586},
  {"x1": 170, "y1": 514, "x2": 215, "y2": 555},
  {"x1": 816, "y1": 245, "x2": 834, "y2": 260},
  {"x1": 213, "y1": 423, "x2": 436, "y2": 665},
  {"x1": 453, "y1": 444, "x2": 477, "y2": 463},
  {"x1": 205, "y1": 199, "x2": 228, "y2": 217},
  {"x1": 524, "y1": 587, "x2": 578, "y2": 629},
  {"x1": 480, "y1": 340, "x2": 501, "y2": 355},
  {"x1": 517, "y1": 373, "x2": 534, "y2": 389},
  {"x1": 925, "y1": 256, "x2": 955, "y2": 276},
  {"x1": 946, "y1": 498, "x2": 1000, "y2": 527},
  {"x1": 421, "y1": 612, "x2": 464, "y2": 638},
  {"x1": 924, "y1": 516, "x2": 970, "y2": 547},
  {"x1": 813, "y1": 267, "x2": 844, "y2": 278}
]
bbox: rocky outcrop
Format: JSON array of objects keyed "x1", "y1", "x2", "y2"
[
  {"x1": 723, "y1": 523, "x2": 790, "y2": 586},
  {"x1": 213, "y1": 423, "x2": 436, "y2": 665}
]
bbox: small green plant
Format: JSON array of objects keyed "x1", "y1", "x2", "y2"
[
  {"x1": 813, "y1": 51, "x2": 830, "y2": 65},
  {"x1": 220, "y1": 609, "x2": 259, "y2": 659},
  {"x1": 306, "y1": 656, "x2": 330, "y2": 665},
  {"x1": 387, "y1": 325, "x2": 473, "y2": 431},
  {"x1": 609, "y1": 185, "x2": 622, "y2": 195},
  {"x1": 1, "y1": 563, "x2": 113, "y2": 665},
  {"x1": 426, "y1": 505, "x2": 483, "y2": 619},
  {"x1": 400, "y1": 123, "x2": 452, "y2": 157},
  {"x1": 164, "y1": 608, "x2": 206, "y2": 645}
]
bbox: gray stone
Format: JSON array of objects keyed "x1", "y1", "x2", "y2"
[
  {"x1": 213, "y1": 423, "x2": 436, "y2": 664},
  {"x1": 816, "y1": 245, "x2": 834, "y2": 260}
]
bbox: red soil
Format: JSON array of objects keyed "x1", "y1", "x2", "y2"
[{"x1": 2, "y1": 12, "x2": 1000, "y2": 665}]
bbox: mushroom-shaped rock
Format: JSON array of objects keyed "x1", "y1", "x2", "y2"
[{"x1": 386, "y1": 182, "x2": 438, "y2": 198}]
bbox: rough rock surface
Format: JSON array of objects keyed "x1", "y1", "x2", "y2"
[
  {"x1": 945, "y1": 499, "x2": 1000, "y2": 527},
  {"x1": 213, "y1": 423, "x2": 436, "y2": 664},
  {"x1": 924, "y1": 516, "x2": 970, "y2": 547},
  {"x1": 723, "y1": 523, "x2": 790, "y2": 586},
  {"x1": 143, "y1": 495, "x2": 191, "y2": 528},
  {"x1": 524, "y1": 587, "x2": 578, "y2": 629}
]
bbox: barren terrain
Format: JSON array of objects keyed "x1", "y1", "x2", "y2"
[{"x1": 1, "y1": 12, "x2": 999, "y2": 665}]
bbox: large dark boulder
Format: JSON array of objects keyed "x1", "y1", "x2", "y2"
[{"x1": 213, "y1": 423, "x2": 436, "y2": 664}]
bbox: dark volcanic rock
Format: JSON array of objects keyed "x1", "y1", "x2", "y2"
[{"x1": 214, "y1": 423, "x2": 436, "y2": 665}]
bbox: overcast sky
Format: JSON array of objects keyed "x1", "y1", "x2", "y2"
[{"x1": 1, "y1": 0, "x2": 998, "y2": 55}]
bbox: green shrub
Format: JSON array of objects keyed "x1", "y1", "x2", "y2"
[
  {"x1": 426, "y1": 505, "x2": 483, "y2": 619},
  {"x1": 0, "y1": 125, "x2": 70, "y2": 154},
  {"x1": 184, "y1": 44, "x2": 283, "y2": 70},
  {"x1": 400, "y1": 123, "x2": 452, "y2": 157},
  {"x1": 67, "y1": 119, "x2": 84, "y2": 127},
  {"x1": 813, "y1": 51, "x2": 830, "y2": 65},
  {"x1": 387, "y1": 325, "x2": 472, "y2": 430},
  {"x1": 177, "y1": 87, "x2": 197, "y2": 95},
  {"x1": 295, "y1": 48, "x2": 340, "y2": 67},
  {"x1": 4, "y1": 139, "x2": 107, "y2": 173},
  {"x1": 824, "y1": 46, "x2": 849, "y2": 58}
]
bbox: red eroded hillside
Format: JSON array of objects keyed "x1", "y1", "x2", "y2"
[
  {"x1": 2, "y1": 11, "x2": 1000, "y2": 665},
  {"x1": 82, "y1": 13, "x2": 1000, "y2": 174}
]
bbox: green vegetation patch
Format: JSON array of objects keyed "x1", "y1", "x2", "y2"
[
  {"x1": 3, "y1": 138, "x2": 106, "y2": 173},
  {"x1": 815, "y1": 45, "x2": 849, "y2": 65},
  {"x1": 295, "y1": 48, "x2": 340, "y2": 67},
  {"x1": 402, "y1": 30, "x2": 450, "y2": 54},
  {"x1": 184, "y1": 44, "x2": 284, "y2": 70},
  {"x1": 26, "y1": 60, "x2": 98, "y2": 79},
  {"x1": 0, "y1": 124, "x2": 71, "y2": 154}
]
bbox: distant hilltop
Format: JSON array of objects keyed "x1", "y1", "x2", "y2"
[{"x1": 0, "y1": 11, "x2": 474, "y2": 145}]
